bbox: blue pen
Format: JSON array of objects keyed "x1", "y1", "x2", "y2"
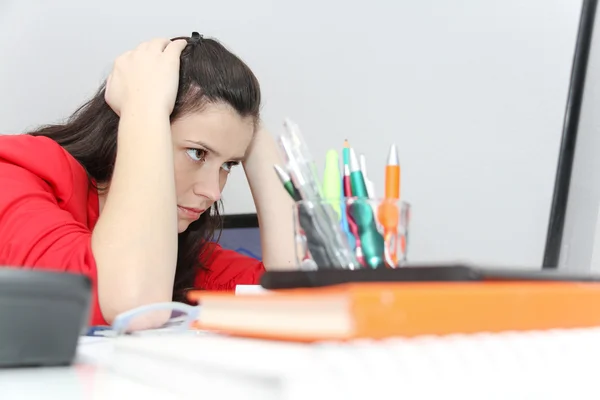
[
  {"x1": 340, "y1": 176, "x2": 356, "y2": 250},
  {"x1": 85, "y1": 325, "x2": 113, "y2": 337}
]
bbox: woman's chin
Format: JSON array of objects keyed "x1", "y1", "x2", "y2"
[{"x1": 177, "y1": 220, "x2": 191, "y2": 234}]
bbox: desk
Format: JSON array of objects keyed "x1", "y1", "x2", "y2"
[
  {"x1": 0, "y1": 338, "x2": 184, "y2": 400},
  {"x1": 0, "y1": 335, "x2": 293, "y2": 400},
  {"x1": 2, "y1": 330, "x2": 600, "y2": 399}
]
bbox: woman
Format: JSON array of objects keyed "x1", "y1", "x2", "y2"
[{"x1": 0, "y1": 33, "x2": 296, "y2": 326}]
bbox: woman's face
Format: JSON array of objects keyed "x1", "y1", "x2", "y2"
[{"x1": 171, "y1": 102, "x2": 255, "y2": 233}]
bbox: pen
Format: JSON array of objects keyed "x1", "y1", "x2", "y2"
[
  {"x1": 344, "y1": 164, "x2": 364, "y2": 265},
  {"x1": 340, "y1": 139, "x2": 358, "y2": 254},
  {"x1": 274, "y1": 162, "x2": 337, "y2": 267},
  {"x1": 385, "y1": 143, "x2": 400, "y2": 200},
  {"x1": 348, "y1": 148, "x2": 369, "y2": 198},
  {"x1": 359, "y1": 153, "x2": 381, "y2": 233},
  {"x1": 359, "y1": 153, "x2": 376, "y2": 199},
  {"x1": 341, "y1": 139, "x2": 352, "y2": 220},
  {"x1": 339, "y1": 198, "x2": 357, "y2": 252},
  {"x1": 85, "y1": 325, "x2": 113, "y2": 337},
  {"x1": 348, "y1": 148, "x2": 385, "y2": 268},
  {"x1": 322, "y1": 149, "x2": 342, "y2": 219},
  {"x1": 274, "y1": 164, "x2": 301, "y2": 202},
  {"x1": 377, "y1": 143, "x2": 401, "y2": 267},
  {"x1": 277, "y1": 119, "x2": 359, "y2": 269},
  {"x1": 336, "y1": 159, "x2": 356, "y2": 251},
  {"x1": 343, "y1": 139, "x2": 350, "y2": 174}
]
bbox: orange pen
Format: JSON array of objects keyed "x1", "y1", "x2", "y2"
[
  {"x1": 385, "y1": 143, "x2": 400, "y2": 200},
  {"x1": 377, "y1": 144, "x2": 401, "y2": 267}
]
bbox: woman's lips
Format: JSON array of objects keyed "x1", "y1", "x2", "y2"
[{"x1": 177, "y1": 206, "x2": 205, "y2": 220}]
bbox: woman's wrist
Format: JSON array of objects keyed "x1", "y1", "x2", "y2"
[
  {"x1": 120, "y1": 101, "x2": 171, "y2": 124},
  {"x1": 243, "y1": 125, "x2": 297, "y2": 269},
  {"x1": 243, "y1": 127, "x2": 274, "y2": 166}
]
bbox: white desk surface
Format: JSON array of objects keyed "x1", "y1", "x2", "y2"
[
  {"x1": 3, "y1": 330, "x2": 600, "y2": 399},
  {"x1": 0, "y1": 334, "x2": 294, "y2": 400},
  {"x1": 0, "y1": 337, "x2": 183, "y2": 400}
]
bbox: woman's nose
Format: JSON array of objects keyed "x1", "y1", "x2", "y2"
[{"x1": 192, "y1": 170, "x2": 222, "y2": 202}]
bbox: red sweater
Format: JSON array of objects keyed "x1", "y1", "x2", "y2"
[{"x1": 0, "y1": 134, "x2": 265, "y2": 325}]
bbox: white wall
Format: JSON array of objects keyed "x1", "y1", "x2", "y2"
[
  {"x1": 0, "y1": 0, "x2": 583, "y2": 267},
  {"x1": 560, "y1": 3, "x2": 600, "y2": 273}
]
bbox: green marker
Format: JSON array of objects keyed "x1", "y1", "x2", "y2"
[
  {"x1": 322, "y1": 149, "x2": 342, "y2": 219},
  {"x1": 348, "y1": 148, "x2": 385, "y2": 268},
  {"x1": 274, "y1": 164, "x2": 301, "y2": 201}
]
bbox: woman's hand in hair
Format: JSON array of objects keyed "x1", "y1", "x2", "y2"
[{"x1": 105, "y1": 38, "x2": 188, "y2": 117}]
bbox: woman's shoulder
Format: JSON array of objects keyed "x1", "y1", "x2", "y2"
[
  {"x1": 0, "y1": 134, "x2": 77, "y2": 167},
  {"x1": 193, "y1": 242, "x2": 266, "y2": 291},
  {"x1": 0, "y1": 134, "x2": 85, "y2": 177},
  {"x1": 0, "y1": 133, "x2": 64, "y2": 151},
  {"x1": 0, "y1": 134, "x2": 94, "y2": 228},
  {"x1": 0, "y1": 134, "x2": 90, "y2": 200}
]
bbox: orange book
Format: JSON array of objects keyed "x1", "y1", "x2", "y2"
[{"x1": 188, "y1": 282, "x2": 600, "y2": 342}]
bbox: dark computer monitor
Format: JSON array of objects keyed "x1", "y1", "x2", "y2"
[
  {"x1": 216, "y1": 214, "x2": 262, "y2": 261},
  {"x1": 544, "y1": 0, "x2": 598, "y2": 268}
]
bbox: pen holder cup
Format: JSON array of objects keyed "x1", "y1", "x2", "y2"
[{"x1": 293, "y1": 198, "x2": 410, "y2": 270}]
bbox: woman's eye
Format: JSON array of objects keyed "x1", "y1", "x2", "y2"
[
  {"x1": 222, "y1": 161, "x2": 240, "y2": 173},
  {"x1": 186, "y1": 148, "x2": 207, "y2": 163}
]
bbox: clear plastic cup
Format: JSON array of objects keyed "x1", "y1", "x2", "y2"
[{"x1": 293, "y1": 198, "x2": 410, "y2": 270}]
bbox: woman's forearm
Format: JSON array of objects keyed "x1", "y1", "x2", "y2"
[
  {"x1": 244, "y1": 128, "x2": 296, "y2": 270},
  {"x1": 91, "y1": 105, "x2": 178, "y2": 323}
]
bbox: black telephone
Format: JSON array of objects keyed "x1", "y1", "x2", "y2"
[{"x1": 0, "y1": 268, "x2": 91, "y2": 368}]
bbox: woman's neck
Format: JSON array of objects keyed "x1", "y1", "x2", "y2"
[{"x1": 96, "y1": 183, "x2": 109, "y2": 214}]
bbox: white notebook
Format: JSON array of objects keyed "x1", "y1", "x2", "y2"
[
  {"x1": 234, "y1": 284, "x2": 269, "y2": 295},
  {"x1": 105, "y1": 328, "x2": 600, "y2": 400}
]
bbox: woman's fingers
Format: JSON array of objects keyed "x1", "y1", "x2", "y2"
[
  {"x1": 163, "y1": 39, "x2": 189, "y2": 57},
  {"x1": 104, "y1": 36, "x2": 190, "y2": 116}
]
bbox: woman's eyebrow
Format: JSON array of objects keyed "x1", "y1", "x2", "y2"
[{"x1": 184, "y1": 140, "x2": 244, "y2": 161}]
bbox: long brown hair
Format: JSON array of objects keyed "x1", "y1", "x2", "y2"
[{"x1": 28, "y1": 34, "x2": 261, "y2": 302}]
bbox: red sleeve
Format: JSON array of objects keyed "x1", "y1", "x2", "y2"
[
  {"x1": 194, "y1": 242, "x2": 266, "y2": 291},
  {"x1": 0, "y1": 161, "x2": 106, "y2": 326}
]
